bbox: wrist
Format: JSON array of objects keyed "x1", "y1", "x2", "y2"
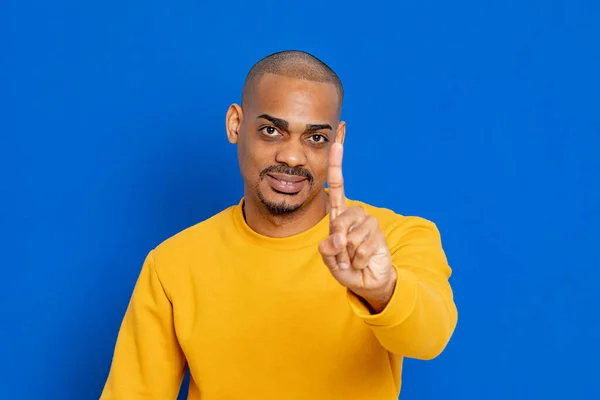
[{"x1": 355, "y1": 267, "x2": 397, "y2": 314}]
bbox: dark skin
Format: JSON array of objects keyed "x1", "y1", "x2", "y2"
[{"x1": 225, "y1": 73, "x2": 396, "y2": 313}]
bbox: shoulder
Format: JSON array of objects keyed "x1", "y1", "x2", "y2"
[
  {"x1": 151, "y1": 204, "x2": 236, "y2": 265},
  {"x1": 132, "y1": 204, "x2": 239, "y2": 299}
]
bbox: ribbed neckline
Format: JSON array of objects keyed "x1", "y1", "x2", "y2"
[{"x1": 230, "y1": 195, "x2": 333, "y2": 251}]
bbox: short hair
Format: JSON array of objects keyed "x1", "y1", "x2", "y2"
[{"x1": 241, "y1": 50, "x2": 344, "y2": 112}]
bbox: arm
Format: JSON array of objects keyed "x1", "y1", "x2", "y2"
[
  {"x1": 346, "y1": 216, "x2": 458, "y2": 360},
  {"x1": 100, "y1": 251, "x2": 187, "y2": 399},
  {"x1": 321, "y1": 142, "x2": 457, "y2": 360}
]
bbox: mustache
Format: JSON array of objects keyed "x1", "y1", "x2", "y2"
[{"x1": 260, "y1": 165, "x2": 314, "y2": 184}]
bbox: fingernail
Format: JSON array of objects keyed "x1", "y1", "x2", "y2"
[
  {"x1": 339, "y1": 263, "x2": 349, "y2": 270},
  {"x1": 333, "y1": 235, "x2": 340, "y2": 249}
]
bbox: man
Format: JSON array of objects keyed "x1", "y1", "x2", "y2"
[{"x1": 100, "y1": 50, "x2": 458, "y2": 399}]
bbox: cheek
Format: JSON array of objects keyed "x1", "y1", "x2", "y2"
[
  {"x1": 308, "y1": 153, "x2": 329, "y2": 182},
  {"x1": 240, "y1": 138, "x2": 275, "y2": 176},
  {"x1": 237, "y1": 137, "x2": 258, "y2": 178}
]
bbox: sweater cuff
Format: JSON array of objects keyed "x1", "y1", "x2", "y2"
[{"x1": 347, "y1": 265, "x2": 419, "y2": 327}]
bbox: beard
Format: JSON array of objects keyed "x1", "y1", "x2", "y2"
[
  {"x1": 255, "y1": 164, "x2": 315, "y2": 215},
  {"x1": 256, "y1": 189, "x2": 304, "y2": 215}
]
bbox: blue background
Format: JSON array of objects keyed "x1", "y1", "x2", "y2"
[{"x1": 1, "y1": 0, "x2": 599, "y2": 398}]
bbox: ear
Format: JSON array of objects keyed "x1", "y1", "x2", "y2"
[
  {"x1": 335, "y1": 121, "x2": 346, "y2": 145},
  {"x1": 225, "y1": 104, "x2": 243, "y2": 144}
]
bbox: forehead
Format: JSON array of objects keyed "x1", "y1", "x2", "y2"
[{"x1": 246, "y1": 73, "x2": 340, "y2": 123}]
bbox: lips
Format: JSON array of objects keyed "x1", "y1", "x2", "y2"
[{"x1": 266, "y1": 173, "x2": 307, "y2": 194}]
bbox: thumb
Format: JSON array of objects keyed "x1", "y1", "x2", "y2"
[{"x1": 318, "y1": 233, "x2": 345, "y2": 270}]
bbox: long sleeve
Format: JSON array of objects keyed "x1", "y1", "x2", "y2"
[
  {"x1": 347, "y1": 216, "x2": 458, "y2": 360},
  {"x1": 100, "y1": 251, "x2": 187, "y2": 399}
]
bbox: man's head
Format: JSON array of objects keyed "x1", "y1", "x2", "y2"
[{"x1": 226, "y1": 50, "x2": 346, "y2": 216}]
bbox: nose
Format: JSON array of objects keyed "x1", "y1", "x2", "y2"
[{"x1": 274, "y1": 139, "x2": 307, "y2": 167}]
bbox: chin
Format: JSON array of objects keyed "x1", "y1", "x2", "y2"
[{"x1": 257, "y1": 188, "x2": 307, "y2": 215}]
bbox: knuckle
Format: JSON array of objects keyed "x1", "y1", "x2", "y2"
[
  {"x1": 355, "y1": 246, "x2": 369, "y2": 259},
  {"x1": 331, "y1": 218, "x2": 342, "y2": 229},
  {"x1": 319, "y1": 238, "x2": 335, "y2": 254},
  {"x1": 318, "y1": 242, "x2": 328, "y2": 255},
  {"x1": 318, "y1": 239, "x2": 326, "y2": 251},
  {"x1": 368, "y1": 215, "x2": 380, "y2": 228},
  {"x1": 338, "y1": 251, "x2": 350, "y2": 262},
  {"x1": 346, "y1": 231, "x2": 358, "y2": 245},
  {"x1": 333, "y1": 215, "x2": 349, "y2": 229},
  {"x1": 348, "y1": 225, "x2": 370, "y2": 247}
]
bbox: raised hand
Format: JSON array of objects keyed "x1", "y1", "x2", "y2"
[{"x1": 318, "y1": 143, "x2": 397, "y2": 313}]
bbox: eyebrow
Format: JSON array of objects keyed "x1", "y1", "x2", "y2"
[{"x1": 257, "y1": 114, "x2": 332, "y2": 133}]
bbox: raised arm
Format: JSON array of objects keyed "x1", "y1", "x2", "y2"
[
  {"x1": 346, "y1": 216, "x2": 458, "y2": 360},
  {"x1": 319, "y1": 142, "x2": 457, "y2": 360}
]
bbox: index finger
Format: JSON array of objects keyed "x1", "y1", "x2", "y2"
[{"x1": 328, "y1": 142, "x2": 347, "y2": 220}]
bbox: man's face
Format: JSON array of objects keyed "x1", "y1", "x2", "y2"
[{"x1": 227, "y1": 73, "x2": 344, "y2": 215}]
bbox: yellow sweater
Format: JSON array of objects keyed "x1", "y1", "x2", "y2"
[{"x1": 101, "y1": 197, "x2": 457, "y2": 399}]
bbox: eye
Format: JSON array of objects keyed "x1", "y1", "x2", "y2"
[
  {"x1": 308, "y1": 134, "x2": 329, "y2": 144},
  {"x1": 261, "y1": 126, "x2": 280, "y2": 136}
]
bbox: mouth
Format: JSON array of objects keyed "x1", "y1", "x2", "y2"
[{"x1": 265, "y1": 173, "x2": 308, "y2": 194}]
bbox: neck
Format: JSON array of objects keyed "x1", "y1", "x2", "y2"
[{"x1": 243, "y1": 190, "x2": 330, "y2": 238}]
